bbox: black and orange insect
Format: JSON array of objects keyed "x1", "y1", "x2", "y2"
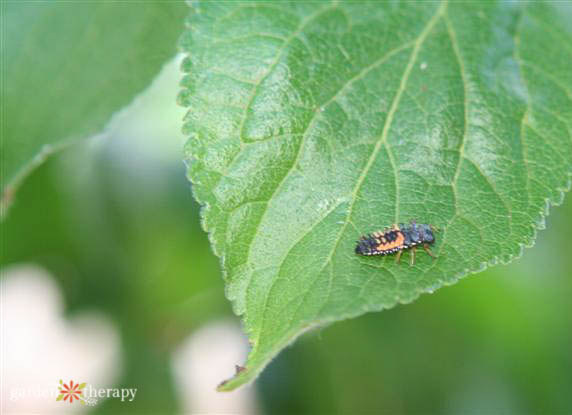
[{"x1": 355, "y1": 221, "x2": 437, "y2": 265}]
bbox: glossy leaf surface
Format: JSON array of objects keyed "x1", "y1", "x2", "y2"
[{"x1": 180, "y1": 1, "x2": 572, "y2": 390}]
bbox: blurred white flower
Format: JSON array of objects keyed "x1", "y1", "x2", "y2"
[
  {"x1": 1, "y1": 265, "x2": 121, "y2": 414},
  {"x1": 171, "y1": 320, "x2": 259, "y2": 414}
]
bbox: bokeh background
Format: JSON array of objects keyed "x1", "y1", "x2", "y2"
[{"x1": 2, "y1": 57, "x2": 571, "y2": 415}]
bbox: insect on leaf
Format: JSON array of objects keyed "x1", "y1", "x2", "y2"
[{"x1": 180, "y1": 1, "x2": 572, "y2": 390}]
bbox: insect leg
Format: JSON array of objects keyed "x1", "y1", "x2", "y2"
[
  {"x1": 410, "y1": 247, "x2": 416, "y2": 266},
  {"x1": 395, "y1": 250, "x2": 402, "y2": 264},
  {"x1": 423, "y1": 243, "x2": 436, "y2": 258}
]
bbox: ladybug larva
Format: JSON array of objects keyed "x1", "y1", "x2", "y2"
[{"x1": 355, "y1": 221, "x2": 437, "y2": 265}]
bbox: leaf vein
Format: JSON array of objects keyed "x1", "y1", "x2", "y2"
[
  {"x1": 298, "y1": 0, "x2": 448, "y2": 325},
  {"x1": 248, "y1": 41, "x2": 419, "y2": 337}
]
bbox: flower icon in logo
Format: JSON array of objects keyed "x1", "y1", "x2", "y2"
[{"x1": 56, "y1": 380, "x2": 86, "y2": 404}]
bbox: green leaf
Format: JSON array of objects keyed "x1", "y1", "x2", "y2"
[
  {"x1": 78, "y1": 382, "x2": 87, "y2": 390},
  {"x1": 180, "y1": 1, "x2": 572, "y2": 390},
  {"x1": 56, "y1": 394, "x2": 63, "y2": 401},
  {"x1": 1, "y1": 1, "x2": 187, "y2": 215}
]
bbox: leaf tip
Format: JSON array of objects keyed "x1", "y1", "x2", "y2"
[{"x1": 216, "y1": 364, "x2": 252, "y2": 392}]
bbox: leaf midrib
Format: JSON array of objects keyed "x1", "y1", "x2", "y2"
[{"x1": 253, "y1": 0, "x2": 449, "y2": 350}]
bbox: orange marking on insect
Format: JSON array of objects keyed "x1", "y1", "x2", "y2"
[{"x1": 376, "y1": 231, "x2": 405, "y2": 251}]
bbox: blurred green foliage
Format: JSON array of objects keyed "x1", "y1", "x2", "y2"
[
  {"x1": 2, "y1": 1, "x2": 186, "y2": 213},
  {"x1": 1, "y1": 60, "x2": 228, "y2": 414}
]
